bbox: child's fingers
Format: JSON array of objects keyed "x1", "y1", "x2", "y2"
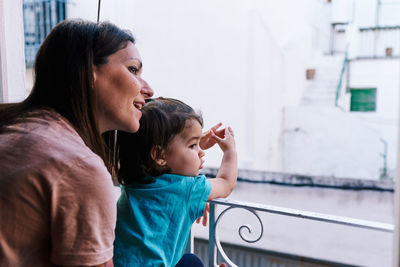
[
  {"x1": 203, "y1": 203, "x2": 209, "y2": 226},
  {"x1": 227, "y1": 126, "x2": 234, "y2": 137},
  {"x1": 202, "y1": 129, "x2": 212, "y2": 139},
  {"x1": 212, "y1": 127, "x2": 233, "y2": 142},
  {"x1": 202, "y1": 207, "x2": 208, "y2": 226},
  {"x1": 210, "y1": 122, "x2": 223, "y2": 132},
  {"x1": 200, "y1": 129, "x2": 215, "y2": 150},
  {"x1": 211, "y1": 132, "x2": 223, "y2": 143},
  {"x1": 222, "y1": 127, "x2": 234, "y2": 139},
  {"x1": 214, "y1": 127, "x2": 225, "y2": 138}
]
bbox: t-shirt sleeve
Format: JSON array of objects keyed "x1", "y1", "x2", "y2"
[
  {"x1": 50, "y1": 155, "x2": 116, "y2": 266},
  {"x1": 187, "y1": 175, "x2": 212, "y2": 221}
]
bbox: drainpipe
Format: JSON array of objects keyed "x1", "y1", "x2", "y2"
[
  {"x1": 375, "y1": 0, "x2": 381, "y2": 27},
  {"x1": 380, "y1": 138, "x2": 388, "y2": 180},
  {"x1": 373, "y1": 0, "x2": 381, "y2": 57}
]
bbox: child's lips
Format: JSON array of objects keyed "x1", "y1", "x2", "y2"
[{"x1": 199, "y1": 160, "x2": 205, "y2": 169}]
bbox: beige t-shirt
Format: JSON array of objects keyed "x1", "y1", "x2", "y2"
[{"x1": 0, "y1": 109, "x2": 116, "y2": 266}]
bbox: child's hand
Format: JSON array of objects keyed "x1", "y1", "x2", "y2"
[
  {"x1": 195, "y1": 203, "x2": 209, "y2": 227},
  {"x1": 200, "y1": 123, "x2": 225, "y2": 150},
  {"x1": 207, "y1": 126, "x2": 237, "y2": 200},
  {"x1": 212, "y1": 126, "x2": 235, "y2": 152}
]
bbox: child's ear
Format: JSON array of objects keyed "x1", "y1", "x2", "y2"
[{"x1": 151, "y1": 146, "x2": 167, "y2": 167}]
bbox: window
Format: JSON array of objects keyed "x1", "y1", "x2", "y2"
[
  {"x1": 23, "y1": 0, "x2": 66, "y2": 67},
  {"x1": 350, "y1": 88, "x2": 377, "y2": 112}
]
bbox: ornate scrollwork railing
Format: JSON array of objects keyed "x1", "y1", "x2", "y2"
[
  {"x1": 212, "y1": 205, "x2": 263, "y2": 267},
  {"x1": 202, "y1": 198, "x2": 393, "y2": 267}
]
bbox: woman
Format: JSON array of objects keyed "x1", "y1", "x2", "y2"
[{"x1": 0, "y1": 19, "x2": 153, "y2": 266}]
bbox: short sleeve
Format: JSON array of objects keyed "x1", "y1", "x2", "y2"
[
  {"x1": 50, "y1": 155, "x2": 116, "y2": 266},
  {"x1": 187, "y1": 175, "x2": 212, "y2": 221}
]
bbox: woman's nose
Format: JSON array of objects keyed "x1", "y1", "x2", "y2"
[{"x1": 141, "y1": 79, "x2": 154, "y2": 99}]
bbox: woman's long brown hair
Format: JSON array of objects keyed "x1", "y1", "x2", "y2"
[{"x1": 0, "y1": 19, "x2": 135, "y2": 177}]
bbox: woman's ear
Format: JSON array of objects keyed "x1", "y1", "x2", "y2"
[{"x1": 151, "y1": 146, "x2": 167, "y2": 167}]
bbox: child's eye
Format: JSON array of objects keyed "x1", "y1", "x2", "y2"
[
  {"x1": 189, "y1": 144, "x2": 196, "y2": 149},
  {"x1": 128, "y1": 66, "x2": 138, "y2": 75}
]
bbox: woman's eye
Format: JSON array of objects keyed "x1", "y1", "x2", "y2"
[
  {"x1": 128, "y1": 66, "x2": 138, "y2": 74},
  {"x1": 189, "y1": 144, "x2": 196, "y2": 149}
]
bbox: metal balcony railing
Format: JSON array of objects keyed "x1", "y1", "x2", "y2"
[
  {"x1": 186, "y1": 198, "x2": 393, "y2": 267},
  {"x1": 358, "y1": 25, "x2": 400, "y2": 59}
]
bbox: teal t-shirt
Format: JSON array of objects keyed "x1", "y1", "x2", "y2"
[{"x1": 114, "y1": 173, "x2": 212, "y2": 267}]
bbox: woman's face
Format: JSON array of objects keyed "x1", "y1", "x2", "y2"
[{"x1": 93, "y1": 42, "x2": 153, "y2": 133}]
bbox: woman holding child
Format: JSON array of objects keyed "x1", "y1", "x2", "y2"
[
  {"x1": 0, "y1": 19, "x2": 150, "y2": 266},
  {"x1": 0, "y1": 19, "x2": 236, "y2": 267}
]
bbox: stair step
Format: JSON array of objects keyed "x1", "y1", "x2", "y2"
[{"x1": 302, "y1": 54, "x2": 346, "y2": 107}]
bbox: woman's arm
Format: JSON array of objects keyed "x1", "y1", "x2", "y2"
[
  {"x1": 64, "y1": 259, "x2": 113, "y2": 267},
  {"x1": 93, "y1": 259, "x2": 113, "y2": 267}
]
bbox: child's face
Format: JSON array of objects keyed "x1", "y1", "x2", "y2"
[{"x1": 164, "y1": 119, "x2": 205, "y2": 177}]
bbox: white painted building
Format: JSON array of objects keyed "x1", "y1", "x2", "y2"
[
  {"x1": 62, "y1": 0, "x2": 400, "y2": 180},
  {"x1": 3, "y1": 0, "x2": 400, "y2": 265},
  {"x1": 68, "y1": 1, "x2": 400, "y2": 265}
]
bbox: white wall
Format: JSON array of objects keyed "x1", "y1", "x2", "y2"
[
  {"x1": 353, "y1": 0, "x2": 400, "y2": 27},
  {"x1": 67, "y1": 0, "x2": 399, "y2": 264},
  {"x1": 282, "y1": 59, "x2": 399, "y2": 180},
  {"x1": 331, "y1": 0, "x2": 354, "y2": 24},
  {"x1": 354, "y1": 0, "x2": 378, "y2": 27},
  {"x1": 67, "y1": 0, "x2": 399, "y2": 181},
  {"x1": 67, "y1": 0, "x2": 330, "y2": 172},
  {"x1": 280, "y1": 0, "x2": 400, "y2": 180},
  {"x1": 0, "y1": 0, "x2": 26, "y2": 103},
  {"x1": 349, "y1": 59, "x2": 400, "y2": 176},
  {"x1": 284, "y1": 106, "x2": 385, "y2": 179},
  {"x1": 379, "y1": 0, "x2": 400, "y2": 26}
]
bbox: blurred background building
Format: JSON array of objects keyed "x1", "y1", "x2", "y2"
[
  {"x1": 22, "y1": 0, "x2": 399, "y2": 181},
  {"x1": 2, "y1": 0, "x2": 400, "y2": 266}
]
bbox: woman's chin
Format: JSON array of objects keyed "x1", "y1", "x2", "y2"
[
  {"x1": 128, "y1": 123, "x2": 140, "y2": 133},
  {"x1": 119, "y1": 121, "x2": 140, "y2": 133}
]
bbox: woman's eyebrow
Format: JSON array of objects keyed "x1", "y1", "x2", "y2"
[{"x1": 127, "y1": 57, "x2": 143, "y2": 69}]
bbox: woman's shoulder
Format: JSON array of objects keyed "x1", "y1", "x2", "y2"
[
  {"x1": 24, "y1": 108, "x2": 79, "y2": 136},
  {"x1": 0, "y1": 107, "x2": 107, "y2": 179},
  {"x1": 5, "y1": 107, "x2": 86, "y2": 150}
]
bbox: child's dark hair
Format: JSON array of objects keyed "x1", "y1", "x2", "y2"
[{"x1": 117, "y1": 97, "x2": 203, "y2": 185}]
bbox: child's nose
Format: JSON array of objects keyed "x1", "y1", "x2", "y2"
[{"x1": 199, "y1": 149, "x2": 205, "y2": 157}]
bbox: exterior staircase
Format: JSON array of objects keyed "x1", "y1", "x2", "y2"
[
  {"x1": 301, "y1": 54, "x2": 345, "y2": 107},
  {"x1": 285, "y1": 53, "x2": 384, "y2": 180}
]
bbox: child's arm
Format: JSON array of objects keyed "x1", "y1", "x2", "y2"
[{"x1": 207, "y1": 126, "x2": 237, "y2": 200}]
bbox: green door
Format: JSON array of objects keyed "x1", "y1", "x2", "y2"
[{"x1": 350, "y1": 88, "x2": 376, "y2": 112}]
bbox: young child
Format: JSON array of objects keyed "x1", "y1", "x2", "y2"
[{"x1": 114, "y1": 97, "x2": 237, "y2": 267}]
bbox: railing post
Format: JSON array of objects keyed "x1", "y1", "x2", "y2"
[
  {"x1": 335, "y1": 48, "x2": 348, "y2": 107},
  {"x1": 208, "y1": 202, "x2": 216, "y2": 267}
]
